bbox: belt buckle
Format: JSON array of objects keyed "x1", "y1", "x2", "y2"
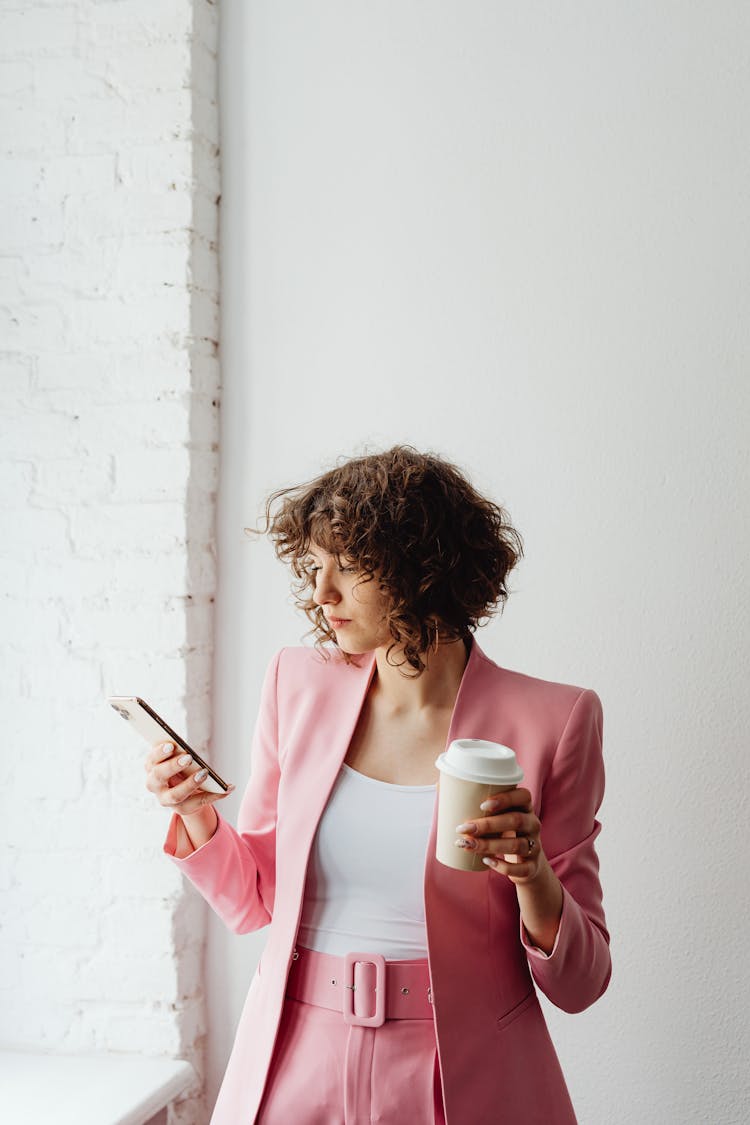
[{"x1": 343, "y1": 952, "x2": 386, "y2": 1027}]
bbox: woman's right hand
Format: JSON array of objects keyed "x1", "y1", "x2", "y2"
[{"x1": 145, "y1": 741, "x2": 235, "y2": 817}]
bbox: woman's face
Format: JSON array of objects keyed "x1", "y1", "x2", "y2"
[{"x1": 307, "y1": 542, "x2": 392, "y2": 653}]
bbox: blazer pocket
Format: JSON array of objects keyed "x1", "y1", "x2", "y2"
[{"x1": 495, "y1": 989, "x2": 536, "y2": 1032}]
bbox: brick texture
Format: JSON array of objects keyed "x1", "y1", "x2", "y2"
[{"x1": 0, "y1": 3, "x2": 220, "y2": 1122}]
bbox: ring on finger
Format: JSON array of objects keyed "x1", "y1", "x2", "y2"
[{"x1": 527, "y1": 837, "x2": 536, "y2": 855}]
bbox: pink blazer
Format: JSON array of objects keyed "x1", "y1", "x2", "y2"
[{"x1": 164, "y1": 636, "x2": 611, "y2": 1124}]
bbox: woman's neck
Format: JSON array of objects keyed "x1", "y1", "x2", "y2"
[{"x1": 370, "y1": 635, "x2": 470, "y2": 716}]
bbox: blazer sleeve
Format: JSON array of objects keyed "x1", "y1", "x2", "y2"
[
  {"x1": 162, "y1": 647, "x2": 284, "y2": 934},
  {"x1": 520, "y1": 687, "x2": 612, "y2": 1013}
]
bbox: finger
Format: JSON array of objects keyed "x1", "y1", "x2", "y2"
[
  {"x1": 454, "y1": 830, "x2": 538, "y2": 859},
  {"x1": 158, "y1": 767, "x2": 213, "y2": 806},
  {"x1": 156, "y1": 753, "x2": 199, "y2": 786},
  {"x1": 146, "y1": 741, "x2": 178, "y2": 769},
  {"x1": 168, "y1": 787, "x2": 234, "y2": 815},
  {"x1": 455, "y1": 810, "x2": 539, "y2": 838},
  {"x1": 482, "y1": 855, "x2": 538, "y2": 881},
  {"x1": 478, "y1": 788, "x2": 533, "y2": 814},
  {"x1": 486, "y1": 835, "x2": 539, "y2": 859},
  {"x1": 145, "y1": 755, "x2": 193, "y2": 795}
]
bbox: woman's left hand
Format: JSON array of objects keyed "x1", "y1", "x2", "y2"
[{"x1": 454, "y1": 787, "x2": 544, "y2": 885}]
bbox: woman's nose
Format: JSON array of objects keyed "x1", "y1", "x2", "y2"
[{"x1": 312, "y1": 572, "x2": 340, "y2": 607}]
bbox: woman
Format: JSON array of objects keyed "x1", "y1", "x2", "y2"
[{"x1": 145, "y1": 446, "x2": 610, "y2": 1124}]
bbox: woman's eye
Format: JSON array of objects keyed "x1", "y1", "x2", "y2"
[{"x1": 303, "y1": 560, "x2": 356, "y2": 575}]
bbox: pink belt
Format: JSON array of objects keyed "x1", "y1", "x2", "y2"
[{"x1": 286, "y1": 946, "x2": 434, "y2": 1027}]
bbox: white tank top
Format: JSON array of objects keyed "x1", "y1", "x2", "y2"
[{"x1": 297, "y1": 763, "x2": 437, "y2": 959}]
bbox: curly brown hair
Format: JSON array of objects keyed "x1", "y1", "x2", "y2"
[{"x1": 249, "y1": 445, "x2": 523, "y2": 674}]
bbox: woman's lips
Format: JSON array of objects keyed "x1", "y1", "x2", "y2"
[{"x1": 328, "y1": 617, "x2": 351, "y2": 628}]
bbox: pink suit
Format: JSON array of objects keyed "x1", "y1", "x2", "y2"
[{"x1": 164, "y1": 637, "x2": 611, "y2": 1124}]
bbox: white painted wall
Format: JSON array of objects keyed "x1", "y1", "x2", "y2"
[
  {"x1": 212, "y1": 3, "x2": 750, "y2": 1122},
  {"x1": 1, "y1": 3, "x2": 219, "y2": 1122}
]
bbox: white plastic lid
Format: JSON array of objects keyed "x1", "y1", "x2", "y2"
[{"x1": 435, "y1": 738, "x2": 524, "y2": 786}]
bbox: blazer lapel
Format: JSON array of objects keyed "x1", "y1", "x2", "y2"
[
  {"x1": 280, "y1": 649, "x2": 378, "y2": 918},
  {"x1": 422, "y1": 635, "x2": 485, "y2": 871},
  {"x1": 422, "y1": 635, "x2": 514, "y2": 963}
]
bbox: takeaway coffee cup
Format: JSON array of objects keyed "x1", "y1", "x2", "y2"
[{"x1": 434, "y1": 739, "x2": 524, "y2": 872}]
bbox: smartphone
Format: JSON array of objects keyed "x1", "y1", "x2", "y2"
[{"x1": 107, "y1": 696, "x2": 230, "y2": 795}]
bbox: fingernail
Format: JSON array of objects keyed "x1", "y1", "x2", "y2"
[
  {"x1": 178, "y1": 754, "x2": 191, "y2": 767},
  {"x1": 479, "y1": 800, "x2": 497, "y2": 812},
  {"x1": 160, "y1": 743, "x2": 174, "y2": 757},
  {"x1": 482, "y1": 857, "x2": 496, "y2": 867},
  {"x1": 454, "y1": 837, "x2": 476, "y2": 850},
  {"x1": 455, "y1": 822, "x2": 476, "y2": 834},
  {"x1": 194, "y1": 768, "x2": 208, "y2": 782}
]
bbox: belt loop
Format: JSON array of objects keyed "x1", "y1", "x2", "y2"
[{"x1": 343, "y1": 952, "x2": 386, "y2": 1027}]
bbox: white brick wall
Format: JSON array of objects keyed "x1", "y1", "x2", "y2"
[{"x1": 1, "y1": 3, "x2": 220, "y2": 1122}]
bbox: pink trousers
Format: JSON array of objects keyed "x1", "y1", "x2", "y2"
[{"x1": 256, "y1": 994, "x2": 447, "y2": 1124}]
